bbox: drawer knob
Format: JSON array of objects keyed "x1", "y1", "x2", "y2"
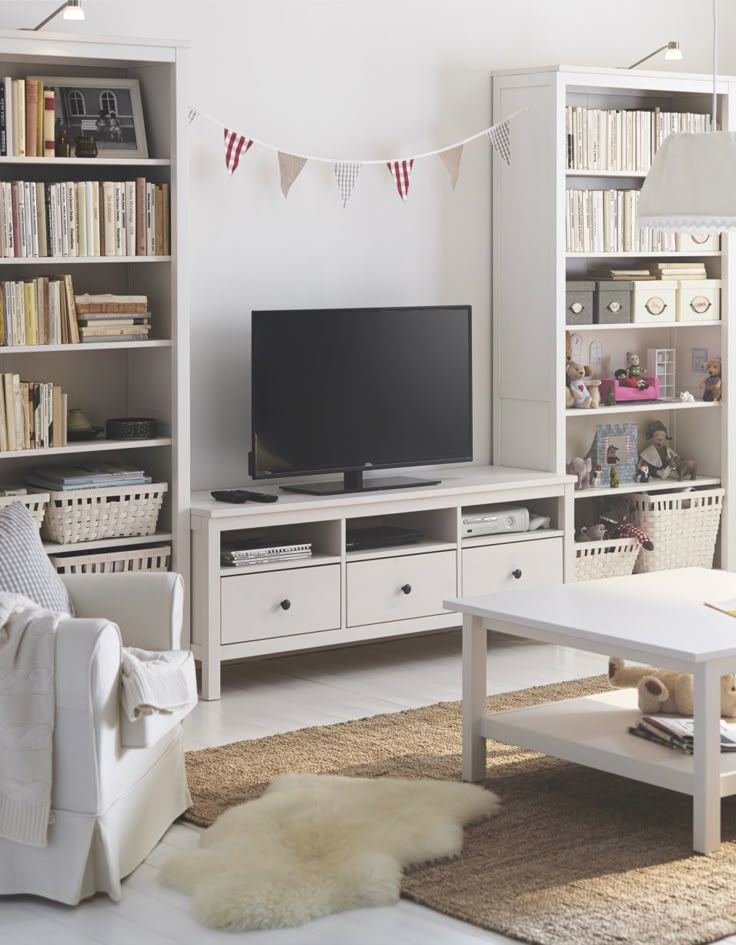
[
  {"x1": 280, "y1": 599, "x2": 291, "y2": 611},
  {"x1": 401, "y1": 584, "x2": 412, "y2": 595},
  {"x1": 511, "y1": 569, "x2": 523, "y2": 580}
]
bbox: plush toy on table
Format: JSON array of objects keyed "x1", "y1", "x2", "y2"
[
  {"x1": 700, "y1": 356, "x2": 722, "y2": 402},
  {"x1": 566, "y1": 361, "x2": 601, "y2": 409},
  {"x1": 608, "y1": 657, "x2": 736, "y2": 717}
]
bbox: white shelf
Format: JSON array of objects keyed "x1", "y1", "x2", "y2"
[
  {"x1": 567, "y1": 252, "x2": 722, "y2": 259},
  {"x1": 462, "y1": 529, "x2": 565, "y2": 548},
  {"x1": 573, "y1": 476, "x2": 721, "y2": 500},
  {"x1": 565, "y1": 321, "x2": 721, "y2": 331},
  {"x1": 0, "y1": 341, "x2": 171, "y2": 353},
  {"x1": 566, "y1": 169, "x2": 648, "y2": 178},
  {"x1": 346, "y1": 539, "x2": 456, "y2": 561},
  {"x1": 0, "y1": 157, "x2": 170, "y2": 166},
  {"x1": 220, "y1": 553, "x2": 341, "y2": 577},
  {"x1": 566, "y1": 401, "x2": 719, "y2": 418},
  {"x1": 0, "y1": 437, "x2": 172, "y2": 460},
  {"x1": 0, "y1": 256, "x2": 171, "y2": 265},
  {"x1": 43, "y1": 532, "x2": 173, "y2": 554}
]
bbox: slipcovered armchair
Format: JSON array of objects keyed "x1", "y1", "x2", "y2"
[{"x1": 0, "y1": 572, "x2": 196, "y2": 905}]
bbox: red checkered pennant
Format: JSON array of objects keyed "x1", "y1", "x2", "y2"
[
  {"x1": 224, "y1": 129, "x2": 254, "y2": 174},
  {"x1": 386, "y1": 160, "x2": 414, "y2": 201}
]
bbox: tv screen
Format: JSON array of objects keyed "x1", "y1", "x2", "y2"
[{"x1": 251, "y1": 306, "x2": 472, "y2": 493}]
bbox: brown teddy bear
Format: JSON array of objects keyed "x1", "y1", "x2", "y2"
[
  {"x1": 608, "y1": 657, "x2": 736, "y2": 717},
  {"x1": 566, "y1": 361, "x2": 601, "y2": 409},
  {"x1": 700, "y1": 357, "x2": 722, "y2": 402}
]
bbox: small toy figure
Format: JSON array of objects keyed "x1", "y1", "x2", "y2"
[
  {"x1": 626, "y1": 351, "x2": 644, "y2": 378},
  {"x1": 635, "y1": 460, "x2": 650, "y2": 483},
  {"x1": 566, "y1": 456, "x2": 592, "y2": 490},
  {"x1": 606, "y1": 444, "x2": 619, "y2": 464},
  {"x1": 700, "y1": 356, "x2": 722, "y2": 402},
  {"x1": 669, "y1": 453, "x2": 698, "y2": 481},
  {"x1": 679, "y1": 390, "x2": 695, "y2": 402},
  {"x1": 614, "y1": 367, "x2": 649, "y2": 391},
  {"x1": 605, "y1": 384, "x2": 616, "y2": 406},
  {"x1": 566, "y1": 361, "x2": 601, "y2": 409},
  {"x1": 576, "y1": 523, "x2": 607, "y2": 541},
  {"x1": 639, "y1": 420, "x2": 676, "y2": 478},
  {"x1": 600, "y1": 498, "x2": 654, "y2": 550},
  {"x1": 591, "y1": 464, "x2": 602, "y2": 488},
  {"x1": 610, "y1": 466, "x2": 620, "y2": 488}
]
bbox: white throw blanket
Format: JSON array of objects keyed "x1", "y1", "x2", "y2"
[
  {"x1": 0, "y1": 593, "x2": 61, "y2": 847},
  {"x1": 121, "y1": 647, "x2": 196, "y2": 721}
]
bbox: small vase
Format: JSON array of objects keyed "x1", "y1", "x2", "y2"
[
  {"x1": 75, "y1": 135, "x2": 98, "y2": 158},
  {"x1": 67, "y1": 409, "x2": 93, "y2": 434}
]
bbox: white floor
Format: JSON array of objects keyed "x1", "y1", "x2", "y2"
[{"x1": 6, "y1": 630, "x2": 736, "y2": 944}]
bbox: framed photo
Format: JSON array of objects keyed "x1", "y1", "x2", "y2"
[{"x1": 30, "y1": 76, "x2": 148, "y2": 158}]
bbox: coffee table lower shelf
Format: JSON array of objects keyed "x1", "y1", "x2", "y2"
[{"x1": 482, "y1": 690, "x2": 736, "y2": 798}]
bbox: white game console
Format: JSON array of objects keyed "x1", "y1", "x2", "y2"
[{"x1": 461, "y1": 505, "x2": 551, "y2": 538}]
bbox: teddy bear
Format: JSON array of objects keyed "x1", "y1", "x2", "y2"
[
  {"x1": 566, "y1": 361, "x2": 601, "y2": 409},
  {"x1": 608, "y1": 657, "x2": 736, "y2": 717},
  {"x1": 700, "y1": 357, "x2": 722, "y2": 402}
]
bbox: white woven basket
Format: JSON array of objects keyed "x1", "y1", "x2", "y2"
[
  {"x1": 50, "y1": 544, "x2": 171, "y2": 575},
  {"x1": 630, "y1": 488, "x2": 724, "y2": 573},
  {"x1": 575, "y1": 537, "x2": 641, "y2": 582},
  {"x1": 0, "y1": 493, "x2": 49, "y2": 529},
  {"x1": 42, "y1": 482, "x2": 168, "y2": 545}
]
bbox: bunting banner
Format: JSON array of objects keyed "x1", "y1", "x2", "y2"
[
  {"x1": 387, "y1": 160, "x2": 414, "y2": 201},
  {"x1": 278, "y1": 152, "x2": 308, "y2": 198},
  {"x1": 438, "y1": 144, "x2": 463, "y2": 189},
  {"x1": 487, "y1": 119, "x2": 511, "y2": 165},
  {"x1": 187, "y1": 106, "x2": 200, "y2": 125},
  {"x1": 224, "y1": 129, "x2": 254, "y2": 175},
  {"x1": 334, "y1": 162, "x2": 361, "y2": 208}
]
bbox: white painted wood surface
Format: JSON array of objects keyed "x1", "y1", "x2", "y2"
[{"x1": 461, "y1": 536, "x2": 563, "y2": 596}]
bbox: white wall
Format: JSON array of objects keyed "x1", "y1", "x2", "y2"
[{"x1": 0, "y1": 0, "x2": 723, "y2": 488}]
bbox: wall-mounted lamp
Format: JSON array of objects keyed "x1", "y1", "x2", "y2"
[
  {"x1": 628, "y1": 41, "x2": 682, "y2": 69},
  {"x1": 29, "y1": 0, "x2": 85, "y2": 31}
]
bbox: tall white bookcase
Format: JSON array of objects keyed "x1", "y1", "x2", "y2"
[
  {"x1": 492, "y1": 65, "x2": 735, "y2": 570},
  {"x1": 0, "y1": 31, "x2": 190, "y2": 618}
]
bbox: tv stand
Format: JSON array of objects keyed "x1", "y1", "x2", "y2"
[{"x1": 280, "y1": 470, "x2": 441, "y2": 496}]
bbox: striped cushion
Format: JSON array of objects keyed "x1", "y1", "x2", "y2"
[{"x1": 0, "y1": 502, "x2": 71, "y2": 614}]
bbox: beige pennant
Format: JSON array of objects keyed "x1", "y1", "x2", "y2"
[
  {"x1": 278, "y1": 152, "x2": 308, "y2": 198},
  {"x1": 439, "y1": 145, "x2": 464, "y2": 190}
]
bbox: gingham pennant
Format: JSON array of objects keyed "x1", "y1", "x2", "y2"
[
  {"x1": 387, "y1": 160, "x2": 414, "y2": 201},
  {"x1": 487, "y1": 119, "x2": 511, "y2": 165},
  {"x1": 224, "y1": 128, "x2": 254, "y2": 174},
  {"x1": 334, "y1": 162, "x2": 361, "y2": 208},
  {"x1": 278, "y1": 152, "x2": 308, "y2": 198},
  {"x1": 187, "y1": 106, "x2": 200, "y2": 125}
]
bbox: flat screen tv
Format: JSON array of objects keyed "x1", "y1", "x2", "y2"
[{"x1": 249, "y1": 306, "x2": 473, "y2": 495}]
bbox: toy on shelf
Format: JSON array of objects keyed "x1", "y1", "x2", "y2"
[
  {"x1": 598, "y1": 371, "x2": 659, "y2": 404},
  {"x1": 639, "y1": 420, "x2": 696, "y2": 480},
  {"x1": 613, "y1": 369, "x2": 649, "y2": 391},
  {"x1": 679, "y1": 391, "x2": 695, "y2": 402},
  {"x1": 566, "y1": 360, "x2": 601, "y2": 409},
  {"x1": 648, "y1": 348, "x2": 676, "y2": 401},
  {"x1": 575, "y1": 523, "x2": 606, "y2": 541},
  {"x1": 585, "y1": 423, "x2": 637, "y2": 487},
  {"x1": 670, "y1": 454, "x2": 698, "y2": 481},
  {"x1": 625, "y1": 352, "x2": 649, "y2": 387},
  {"x1": 608, "y1": 657, "x2": 736, "y2": 717},
  {"x1": 609, "y1": 466, "x2": 620, "y2": 488},
  {"x1": 566, "y1": 456, "x2": 592, "y2": 490},
  {"x1": 600, "y1": 496, "x2": 654, "y2": 550},
  {"x1": 635, "y1": 461, "x2": 650, "y2": 483},
  {"x1": 591, "y1": 465, "x2": 602, "y2": 488},
  {"x1": 700, "y1": 356, "x2": 722, "y2": 402}
]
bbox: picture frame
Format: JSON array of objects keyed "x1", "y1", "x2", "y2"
[
  {"x1": 586, "y1": 422, "x2": 638, "y2": 487},
  {"x1": 29, "y1": 76, "x2": 148, "y2": 159}
]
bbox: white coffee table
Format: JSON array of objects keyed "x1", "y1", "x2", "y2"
[{"x1": 445, "y1": 567, "x2": 736, "y2": 854}]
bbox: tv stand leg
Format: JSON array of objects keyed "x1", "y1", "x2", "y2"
[{"x1": 343, "y1": 470, "x2": 364, "y2": 492}]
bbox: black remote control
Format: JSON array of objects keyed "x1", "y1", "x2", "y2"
[{"x1": 210, "y1": 490, "x2": 279, "y2": 504}]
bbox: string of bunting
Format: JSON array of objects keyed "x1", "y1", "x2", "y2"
[{"x1": 188, "y1": 107, "x2": 524, "y2": 207}]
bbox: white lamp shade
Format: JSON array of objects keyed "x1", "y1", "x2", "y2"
[
  {"x1": 639, "y1": 131, "x2": 736, "y2": 231},
  {"x1": 63, "y1": 3, "x2": 85, "y2": 19}
]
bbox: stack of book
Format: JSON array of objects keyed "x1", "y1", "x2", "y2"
[
  {"x1": 566, "y1": 189, "x2": 676, "y2": 254},
  {"x1": 628, "y1": 715, "x2": 736, "y2": 754},
  {"x1": 0, "y1": 78, "x2": 55, "y2": 158},
  {"x1": 654, "y1": 262, "x2": 707, "y2": 280},
  {"x1": 0, "y1": 178, "x2": 170, "y2": 258},
  {"x1": 0, "y1": 273, "x2": 78, "y2": 345},
  {"x1": 600, "y1": 269, "x2": 657, "y2": 281},
  {"x1": 25, "y1": 462, "x2": 153, "y2": 491},
  {"x1": 0, "y1": 374, "x2": 66, "y2": 451},
  {"x1": 75, "y1": 293, "x2": 150, "y2": 343},
  {"x1": 566, "y1": 106, "x2": 711, "y2": 172},
  {"x1": 221, "y1": 538, "x2": 313, "y2": 568}
]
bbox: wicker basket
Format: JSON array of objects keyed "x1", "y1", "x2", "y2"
[
  {"x1": 50, "y1": 544, "x2": 171, "y2": 575},
  {"x1": 630, "y1": 488, "x2": 725, "y2": 573},
  {"x1": 575, "y1": 537, "x2": 641, "y2": 582},
  {"x1": 0, "y1": 493, "x2": 49, "y2": 529},
  {"x1": 42, "y1": 483, "x2": 168, "y2": 545}
]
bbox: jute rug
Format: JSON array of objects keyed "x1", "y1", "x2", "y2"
[{"x1": 184, "y1": 676, "x2": 736, "y2": 945}]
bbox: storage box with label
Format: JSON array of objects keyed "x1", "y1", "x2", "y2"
[
  {"x1": 675, "y1": 232, "x2": 720, "y2": 253},
  {"x1": 676, "y1": 279, "x2": 721, "y2": 322},
  {"x1": 632, "y1": 280, "x2": 678, "y2": 323},
  {"x1": 595, "y1": 281, "x2": 633, "y2": 324},
  {"x1": 565, "y1": 281, "x2": 594, "y2": 325}
]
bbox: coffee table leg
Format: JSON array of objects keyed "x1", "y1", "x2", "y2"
[
  {"x1": 462, "y1": 613, "x2": 487, "y2": 782},
  {"x1": 693, "y1": 662, "x2": 721, "y2": 854}
]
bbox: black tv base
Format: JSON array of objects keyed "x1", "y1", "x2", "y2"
[{"x1": 279, "y1": 470, "x2": 441, "y2": 496}]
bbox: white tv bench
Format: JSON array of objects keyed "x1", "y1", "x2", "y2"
[{"x1": 190, "y1": 465, "x2": 574, "y2": 699}]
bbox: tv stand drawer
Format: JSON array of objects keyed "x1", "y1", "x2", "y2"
[
  {"x1": 347, "y1": 550, "x2": 456, "y2": 627},
  {"x1": 461, "y1": 537, "x2": 563, "y2": 597},
  {"x1": 221, "y1": 564, "x2": 341, "y2": 644}
]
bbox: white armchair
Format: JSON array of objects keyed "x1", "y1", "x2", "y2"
[{"x1": 0, "y1": 572, "x2": 196, "y2": 905}]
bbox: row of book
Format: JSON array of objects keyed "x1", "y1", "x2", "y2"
[
  {"x1": 0, "y1": 78, "x2": 55, "y2": 158},
  {"x1": 0, "y1": 274, "x2": 78, "y2": 346},
  {"x1": 566, "y1": 106, "x2": 713, "y2": 173},
  {"x1": 0, "y1": 374, "x2": 67, "y2": 452},
  {"x1": 221, "y1": 537, "x2": 313, "y2": 567},
  {"x1": 601, "y1": 263, "x2": 710, "y2": 282},
  {"x1": 0, "y1": 178, "x2": 170, "y2": 258},
  {"x1": 75, "y1": 292, "x2": 151, "y2": 343},
  {"x1": 566, "y1": 189, "x2": 677, "y2": 254},
  {"x1": 629, "y1": 715, "x2": 736, "y2": 754},
  {"x1": 25, "y1": 462, "x2": 153, "y2": 491}
]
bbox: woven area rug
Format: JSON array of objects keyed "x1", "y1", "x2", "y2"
[{"x1": 184, "y1": 676, "x2": 736, "y2": 945}]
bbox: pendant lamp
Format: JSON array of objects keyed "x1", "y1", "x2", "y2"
[{"x1": 638, "y1": 0, "x2": 735, "y2": 232}]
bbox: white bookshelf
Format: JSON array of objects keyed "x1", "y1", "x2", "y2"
[
  {"x1": 0, "y1": 31, "x2": 190, "y2": 618},
  {"x1": 492, "y1": 65, "x2": 735, "y2": 569}
]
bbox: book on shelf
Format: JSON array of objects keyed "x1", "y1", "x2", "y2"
[
  {"x1": 0, "y1": 78, "x2": 55, "y2": 159},
  {"x1": 25, "y1": 462, "x2": 152, "y2": 490},
  {"x1": 0, "y1": 373, "x2": 66, "y2": 451},
  {"x1": 75, "y1": 293, "x2": 148, "y2": 314},
  {"x1": 655, "y1": 263, "x2": 708, "y2": 280},
  {"x1": 0, "y1": 179, "x2": 169, "y2": 258},
  {"x1": 566, "y1": 188, "x2": 676, "y2": 254},
  {"x1": 0, "y1": 273, "x2": 78, "y2": 346},
  {"x1": 628, "y1": 715, "x2": 736, "y2": 754}
]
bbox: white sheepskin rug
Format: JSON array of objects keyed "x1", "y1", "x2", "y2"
[{"x1": 160, "y1": 772, "x2": 500, "y2": 931}]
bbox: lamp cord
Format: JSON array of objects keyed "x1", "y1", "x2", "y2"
[{"x1": 713, "y1": 0, "x2": 718, "y2": 128}]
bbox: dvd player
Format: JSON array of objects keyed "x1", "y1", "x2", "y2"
[{"x1": 346, "y1": 525, "x2": 424, "y2": 551}]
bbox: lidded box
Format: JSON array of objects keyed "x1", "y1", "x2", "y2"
[
  {"x1": 565, "y1": 281, "x2": 594, "y2": 325},
  {"x1": 675, "y1": 232, "x2": 720, "y2": 253},
  {"x1": 632, "y1": 280, "x2": 678, "y2": 323},
  {"x1": 676, "y1": 279, "x2": 721, "y2": 322},
  {"x1": 595, "y1": 281, "x2": 633, "y2": 324}
]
